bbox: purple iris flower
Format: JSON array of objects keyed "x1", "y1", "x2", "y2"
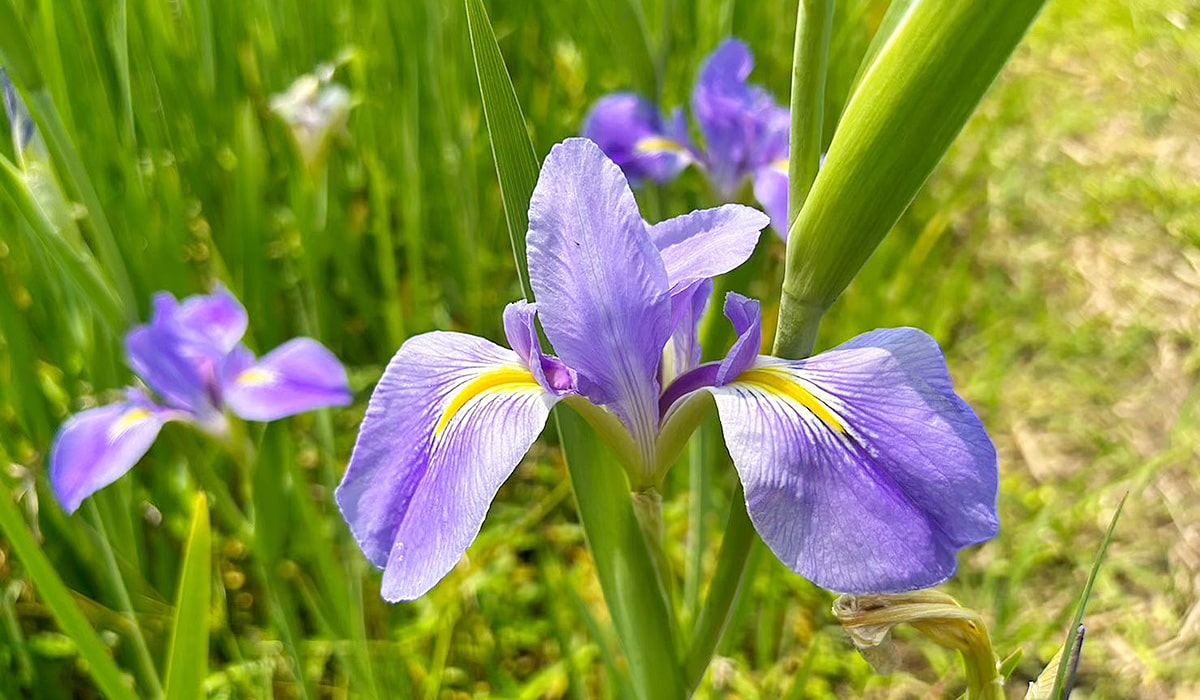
[
  {"x1": 50, "y1": 288, "x2": 352, "y2": 514},
  {"x1": 338, "y1": 138, "x2": 998, "y2": 602},
  {"x1": 582, "y1": 39, "x2": 792, "y2": 238},
  {"x1": 581, "y1": 93, "x2": 695, "y2": 185}
]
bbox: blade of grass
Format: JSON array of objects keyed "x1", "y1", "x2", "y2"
[
  {"x1": 1049, "y1": 493, "x2": 1127, "y2": 699},
  {"x1": 0, "y1": 489, "x2": 137, "y2": 700},
  {"x1": 0, "y1": 156, "x2": 124, "y2": 333},
  {"x1": 464, "y1": 0, "x2": 537, "y2": 300},
  {"x1": 163, "y1": 494, "x2": 211, "y2": 700}
]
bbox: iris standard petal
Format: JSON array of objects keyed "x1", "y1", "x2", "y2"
[
  {"x1": 664, "y1": 279, "x2": 712, "y2": 382},
  {"x1": 126, "y1": 312, "x2": 211, "y2": 413},
  {"x1": 709, "y1": 329, "x2": 998, "y2": 593},
  {"x1": 222, "y1": 338, "x2": 351, "y2": 421},
  {"x1": 581, "y1": 94, "x2": 692, "y2": 184},
  {"x1": 715, "y1": 292, "x2": 762, "y2": 385},
  {"x1": 176, "y1": 288, "x2": 249, "y2": 356},
  {"x1": 646, "y1": 204, "x2": 768, "y2": 295},
  {"x1": 336, "y1": 332, "x2": 558, "y2": 601},
  {"x1": 527, "y1": 138, "x2": 670, "y2": 454},
  {"x1": 752, "y1": 161, "x2": 789, "y2": 239},
  {"x1": 691, "y1": 39, "x2": 781, "y2": 196},
  {"x1": 50, "y1": 398, "x2": 169, "y2": 514}
]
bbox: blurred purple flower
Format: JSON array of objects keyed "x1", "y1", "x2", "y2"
[
  {"x1": 50, "y1": 288, "x2": 351, "y2": 513},
  {"x1": 338, "y1": 138, "x2": 998, "y2": 602},
  {"x1": 581, "y1": 94, "x2": 695, "y2": 184},
  {"x1": 581, "y1": 39, "x2": 794, "y2": 238}
]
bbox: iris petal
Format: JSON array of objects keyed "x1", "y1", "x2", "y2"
[
  {"x1": 752, "y1": 161, "x2": 789, "y2": 239},
  {"x1": 646, "y1": 204, "x2": 768, "y2": 295},
  {"x1": 222, "y1": 338, "x2": 352, "y2": 421},
  {"x1": 582, "y1": 94, "x2": 692, "y2": 184},
  {"x1": 175, "y1": 288, "x2": 249, "y2": 356},
  {"x1": 709, "y1": 328, "x2": 998, "y2": 593},
  {"x1": 50, "y1": 398, "x2": 169, "y2": 514},
  {"x1": 528, "y1": 138, "x2": 670, "y2": 457},
  {"x1": 692, "y1": 39, "x2": 783, "y2": 196},
  {"x1": 336, "y1": 332, "x2": 558, "y2": 601}
]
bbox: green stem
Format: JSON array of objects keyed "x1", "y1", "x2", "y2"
[
  {"x1": 786, "y1": 0, "x2": 834, "y2": 234},
  {"x1": 85, "y1": 502, "x2": 164, "y2": 699},
  {"x1": 630, "y1": 488, "x2": 677, "y2": 622},
  {"x1": 681, "y1": 485, "x2": 756, "y2": 691}
]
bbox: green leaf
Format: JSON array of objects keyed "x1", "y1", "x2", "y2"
[
  {"x1": 1048, "y1": 493, "x2": 1127, "y2": 699},
  {"x1": 0, "y1": 156, "x2": 124, "y2": 334},
  {"x1": 163, "y1": 494, "x2": 212, "y2": 700},
  {"x1": 464, "y1": 2, "x2": 684, "y2": 696},
  {"x1": 776, "y1": 0, "x2": 1048, "y2": 357},
  {"x1": 0, "y1": 490, "x2": 137, "y2": 700},
  {"x1": 554, "y1": 410, "x2": 685, "y2": 699},
  {"x1": 464, "y1": 0, "x2": 538, "y2": 300}
]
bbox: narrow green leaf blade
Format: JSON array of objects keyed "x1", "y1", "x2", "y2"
[
  {"x1": 163, "y1": 494, "x2": 212, "y2": 700},
  {"x1": 464, "y1": 0, "x2": 538, "y2": 300},
  {"x1": 777, "y1": 0, "x2": 1048, "y2": 353},
  {"x1": 0, "y1": 490, "x2": 137, "y2": 700},
  {"x1": 554, "y1": 409, "x2": 685, "y2": 699},
  {"x1": 1049, "y1": 494, "x2": 1127, "y2": 699},
  {"x1": 0, "y1": 156, "x2": 124, "y2": 333}
]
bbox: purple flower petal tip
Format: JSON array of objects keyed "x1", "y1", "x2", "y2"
[
  {"x1": 49, "y1": 400, "x2": 168, "y2": 514},
  {"x1": 223, "y1": 338, "x2": 352, "y2": 422}
]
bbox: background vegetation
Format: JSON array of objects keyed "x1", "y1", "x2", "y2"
[{"x1": 0, "y1": 0, "x2": 1196, "y2": 697}]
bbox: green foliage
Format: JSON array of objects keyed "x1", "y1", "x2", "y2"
[
  {"x1": 0, "y1": 0, "x2": 1193, "y2": 697},
  {"x1": 163, "y1": 494, "x2": 211, "y2": 700}
]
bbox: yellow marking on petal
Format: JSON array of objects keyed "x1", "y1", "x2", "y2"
[
  {"x1": 770, "y1": 158, "x2": 789, "y2": 174},
  {"x1": 737, "y1": 368, "x2": 846, "y2": 433},
  {"x1": 435, "y1": 367, "x2": 541, "y2": 436},
  {"x1": 109, "y1": 408, "x2": 153, "y2": 441},
  {"x1": 634, "y1": 136, "x2": 689, "y2": 156},
  {"x1": 236, "y1": 367, "x2": 277, "y2": 387}
]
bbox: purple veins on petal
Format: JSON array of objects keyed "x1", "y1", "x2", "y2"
[
  {"x1": 49, "y1": 393, "x2": 171, "y2": 514},
  {"x1": 582, "y1": 93, "x2": 694, "y2": 185},
  {"x1": 672, "y1": 294, "x2": 999, "y2": 593},
  {"x1": 222, "y1": 337, "x2": 352, "y2": 422},
  {"x1": 336, "y1": 331, "x2": 561, "y2": 601}
]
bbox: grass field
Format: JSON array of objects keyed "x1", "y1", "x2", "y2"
[{"x1": 1, "y1": 0, "x2": 1197, "y2": 697}]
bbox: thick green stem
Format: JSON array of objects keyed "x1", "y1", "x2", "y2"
[
  {"x1": 682, "y1": 485, "x2": 757, "y2": 691},
  {"x1": 786, "y1": 0, "x2": 835, "y2": 234}
]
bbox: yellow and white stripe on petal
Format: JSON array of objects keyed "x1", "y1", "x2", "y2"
[
  {"x1": 106, "y1": 406, "x2": 156, "y2": 443},
  {"x1": 634, "y1": 136, "x2": 691, "y2": 158},
  {"x1": 435, "y1": 366, "x2": 544, "y2": 437},
  {"x1": 730, "y1": 361, "x2": 849, "y2": 435}
]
